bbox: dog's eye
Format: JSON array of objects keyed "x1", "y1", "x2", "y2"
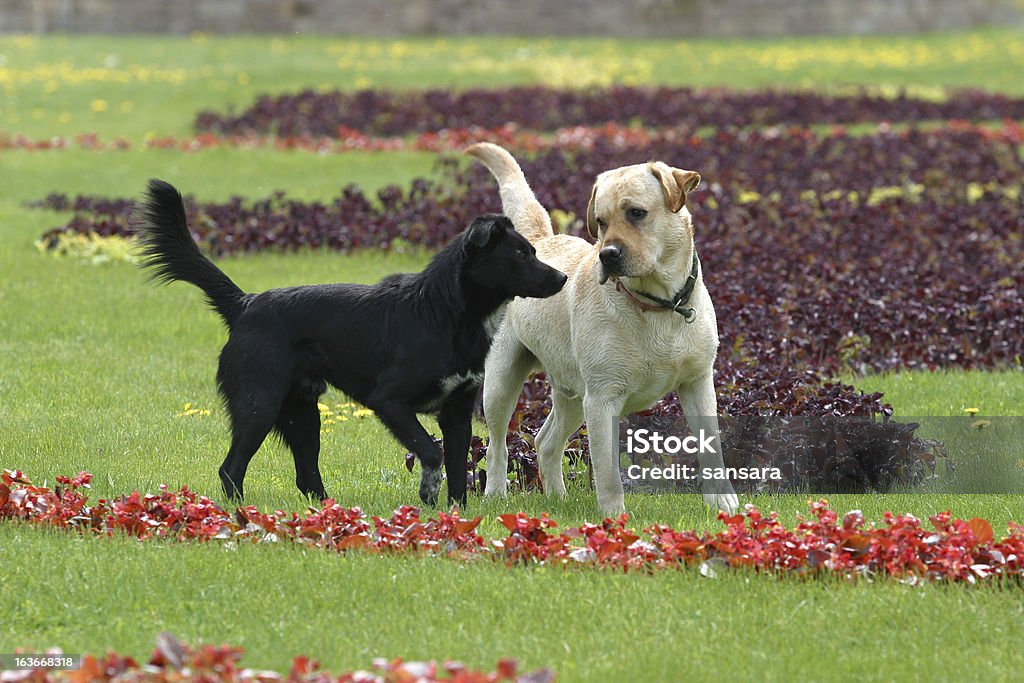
[
  {"x1": 596, "y1": 219, "x2": 607, "y2": 230},
  {"x1": 627, "y1": 208, "x2": 648, "y2": 221},
  {"x1": 517, "y1": 250, "x2": 529, "y2": 261}
]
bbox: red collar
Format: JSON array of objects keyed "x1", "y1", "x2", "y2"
[{"x1": 614, "y1": 279, "x2": 667, "y2": 312}]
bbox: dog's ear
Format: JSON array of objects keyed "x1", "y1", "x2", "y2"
[
  {"x1": 586, "y1": 183, "x2": 599, "y2": 239},
  {"x1": 467, "y1": 216, "x2": 502, "y2": 248},
  {"x1": 649, "y1": 162, "x2": 701, "y2": 213}
]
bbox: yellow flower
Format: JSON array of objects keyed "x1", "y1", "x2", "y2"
[
  {"x1": 176, "y1": 402, "x2": 211, "y2": 417},
  {"x1": 90, "y1": 99, "x2": 108, "y2": 112},
  {"x1": 964, "y1": 407, "x2": 979, "y2": 415}
]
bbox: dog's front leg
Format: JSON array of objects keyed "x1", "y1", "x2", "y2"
[
  {"x1": 678, "y1": 374, "x2": 738, "y2": 515},
  {"x1": 372, "y1": 401, "x2": 444, "y2": 506},
  {"x1": 582, "y1": 393, "x2": 627, "y2": 514},
  {"x1": 438, "y1": 387, "x2": 478, "y2": 507}
]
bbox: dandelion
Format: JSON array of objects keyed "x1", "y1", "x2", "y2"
[
  {"x1": 177, "y1": 402, "x2": 212, "y2": 417},
  {"x1": 964, "y1": 407, "x2": 979, "y2": 415},
  {"x1": 237, "y1": 72, "x2": 251, "y2": 86},
  {"x1": 90, "y1": 99, "x2": 108, "y2": 112}
]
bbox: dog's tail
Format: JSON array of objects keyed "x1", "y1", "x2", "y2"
[
  {"x1": 464, "y1": 142, "x2": 554, "y2": 245},
  {"x1": 134, "y1": 179, "x2": 249, "y2": 329}
]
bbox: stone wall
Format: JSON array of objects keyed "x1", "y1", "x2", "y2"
[{"x1": 4, "y1": 0, "x2": 1023, "y2": 37}]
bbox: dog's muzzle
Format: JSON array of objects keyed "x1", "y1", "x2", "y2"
[{"x1": 598, "y1": 244, "x2": 624, "y2": 284}]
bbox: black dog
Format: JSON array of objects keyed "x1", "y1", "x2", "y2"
[{"x1": 135, "y1": 179, "x2": 566, "y2": 505}]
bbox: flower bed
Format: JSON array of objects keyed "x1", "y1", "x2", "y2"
[
  {"x1": 2, "y1": 470, "x2": 1021, "y2": 584},
  {"x1": 193, "y1": 86, "x2": 1024, "y2": 138}
]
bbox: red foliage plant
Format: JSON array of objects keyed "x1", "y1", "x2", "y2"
[
  {"x1": 192, "y1": 86, "x2": 1024, "y2": 138},
  {"x1": 2, "y1": 470, "x2": 1021, "y2": 584}
]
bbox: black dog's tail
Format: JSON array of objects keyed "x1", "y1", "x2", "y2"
[{"x1": 134, "y1": 179, "x2": 248, "y2": 328}]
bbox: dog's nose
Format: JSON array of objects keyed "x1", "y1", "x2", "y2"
[{"x1": 599, "y1": 244, "x2": 623, "y2": 265}]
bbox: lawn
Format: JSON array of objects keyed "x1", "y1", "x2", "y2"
[
  {"x1": 4, "y1": 28, "x2": 1024, "y2": 139},
  {"x1": 1, "y1": 29, "x2": 1022, "y2": 682}
]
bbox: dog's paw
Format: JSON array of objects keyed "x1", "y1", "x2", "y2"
[
  {"x1": 419, "y1": 467, "x2": 442, "y2": 507},
  {"x1": 598, "y1": 496, "x2": 627, "y2": 516},
  {"x1": 704, "y1": 490, "x2": 739, "y2": 516},
  {"x1": 483, "y1": 478, "x2": 508, "y2": 497}
]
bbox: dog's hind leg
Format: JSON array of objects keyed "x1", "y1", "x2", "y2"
[
  {"x1": 219, "y1": 407, "x2": 279, "y2": 500},
  {"x1": 482, "y1": 333, "x2": 536, "y2": 497},
  {"x1": 274, "y1": 393, "x2": 327, "y2": 501},
  {"x1": 534, "y1": 388, "x2": 584, "y2": 497},
  {"x1": 371, "y1": 399, "x2": 445, "y2": 506},
  {"x1": 217, "y1": 345, "x2": 290, "y2": 500},
  {"x1": 438, "y1": 387, "x2": 478, "y2": 507}
]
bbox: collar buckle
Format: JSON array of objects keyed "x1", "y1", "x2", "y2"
[{"x1": 673, "y1": 300, "x2": 697, "y2": 322}]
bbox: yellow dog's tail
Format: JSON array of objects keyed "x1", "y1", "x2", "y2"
[{"x1": 464, "y1": 142, "x2": 554, "y2": 245}]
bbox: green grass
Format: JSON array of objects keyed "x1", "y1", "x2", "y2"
[
  {"x1": 0, "y1": 148, "x2": 439, "y2": 203},
  {"x1": 1, "y1": 29, "x2": 1023, "y2": 682},
  {"x1": 3, "y1": 28, "x2": 1024, "y2": 139},
  {"x1": 5, "y1": 525, "x2": 1023, "y2": 682},
  {"x1": 849, "y1": 370, "x2": 1024, "y2": 417}
]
